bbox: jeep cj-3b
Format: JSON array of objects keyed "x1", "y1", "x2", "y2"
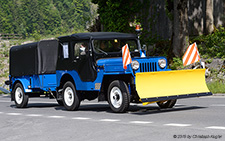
[{"x1": 6, "y1": 29, "x2": 212, "y2": 113}]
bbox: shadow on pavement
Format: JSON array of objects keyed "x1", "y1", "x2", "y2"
[
  {"x1": 9, "y1": 101, "x2": 208, "y2": 115},
  {"x1": 10, "y1": 103, "x2": 60, "y2": 109},
  {"x1": 129, "y1": 105, "x2": 207, "y2": 115}
]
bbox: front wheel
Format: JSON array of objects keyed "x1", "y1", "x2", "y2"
[
  {"x1": 107, "y1": 80, "x2": 130, "y2": 113},
  {"x1": 157, "y1": 99, "x2": 177, "y2": 109},
  {"x1": 62, "y1": 81, "x2": 80, "y2": 111},
  {"x1": 12, "y1": 83, "x2": 29, "y2": 108}
]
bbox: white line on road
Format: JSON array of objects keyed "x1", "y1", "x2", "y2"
[
  {"x1": 26, "y1": 114, "x2": 43, "y2": 117},
  {"x1": 99, "y1": 119, "x2": 120, "y2": 122},
  {"x1": 211, "y1": 104, "x2": 225, "y2": 107},
  {"x1": 129, "y1": 121, "x2": 153, "y2": 124},
  {"x1": 47, "y1": 116, "x2": 65, "y2": 119},
  {"x1": 72, "y1": 117, "x2": 91, "y2": 120},
  {"x1": 164, "y1": 123, "x2": 192, "y2": 127},
  {"x1": 206, "y1": 126, "x2": 225, "y2": 130},
  {"x1": 6, "y1": 113, "x2": 22, "y2": 116},
  {"x1": 0, "y1": 100, "x2": 10, "y2": 103},
  {"x1": 0, "y1": 112, "x2": 3, "y2": 114}
]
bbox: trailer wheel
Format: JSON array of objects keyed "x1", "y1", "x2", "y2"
[
  {"x1": 62, "y1": 81, "x2": 80, "y2": 111},
  {"x1": 107, "y1": 80, "x2": 130, "y2": 113},
  {"x1": 13, "y1": 83, "x2": 29, "y2": 108},
  {"x1": 157, "y1": 99, "x2": 177, "y2": 109}
]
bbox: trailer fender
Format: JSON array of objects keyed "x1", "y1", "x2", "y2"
[{"x1": 12, "y1": 78, "x2": 31, "y2": 93}]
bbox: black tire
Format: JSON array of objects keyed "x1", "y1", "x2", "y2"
[
  {"x1": 62, "y1": 81, "x2": 80, "y2": 111},
  {"x1": 12, "y1": 83, "x2": 29, "y2": 108},
  {"x1": 157, "y1": 99, "x2": 177, "y2": 109},
  {"x1": 107, "y1": 80, "x2": 130, "y2": 113}
]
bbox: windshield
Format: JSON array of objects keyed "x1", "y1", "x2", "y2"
[{"x1": 93, "y1": 39, "x2": 138, "y2": 53}]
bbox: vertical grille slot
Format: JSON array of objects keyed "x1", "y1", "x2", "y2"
[{"x1": 140, "y1": 62, "x2": 157, "y2": 72}]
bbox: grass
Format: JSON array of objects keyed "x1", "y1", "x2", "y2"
[{"x1": 207, "y1": 81, "x2": 225, "y2": 94}]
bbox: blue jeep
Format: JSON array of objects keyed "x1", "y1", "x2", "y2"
[{"x1": 7, "y1": 32, "x2": 211, "y2": 113}]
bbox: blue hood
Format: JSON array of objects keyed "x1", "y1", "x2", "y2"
[
  {"x1": 97, "y1": 58, "x2": 127, "y2": 73},
  {"x1": 97, "y1": 58, "x2": 123, "y2": 66},
  {"x1": 96, "y1": 56, "x2": 168, "y2": 73}
]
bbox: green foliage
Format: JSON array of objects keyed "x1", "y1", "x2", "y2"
[
  {"x1": 169, "y1": 57, "x2": 184, "y2": 70},
  {"x1": 207, "y1": 81, "x2": 225, "y2": 94},
  {"x1": 190, "y1": 27, "x2": 225, "y2": 58},
  {"x1": 92, "y1": 0, "x2": 141, "y2": 33},
  {"x1": 0, "y1": 0, "x2": 93, "y2": 36},
  {"x1": 32, "y1": 31, "x2": 41, "y2": 41}
]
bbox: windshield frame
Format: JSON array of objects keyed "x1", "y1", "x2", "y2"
[
  {"x1": 92, "y1": 39, "x2": 139, "y2": 53},
  {"x1": 91, "y1": 38, "x2": 140, "y2": 59}
]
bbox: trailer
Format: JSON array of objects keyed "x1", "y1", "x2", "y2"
[{"x1": 6, "y1": 32, "x2": 212, "y2": 113}]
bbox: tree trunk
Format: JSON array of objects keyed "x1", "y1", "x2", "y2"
[
  {"x1": 205, "y1": 0, "x2": 214, "y2": 34},
  {"x1": 172, "y1": 0, "x2": 189, "y2": 57}
]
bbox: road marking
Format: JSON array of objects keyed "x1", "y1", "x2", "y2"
[
  {"x1": 129, "y1": 121, "x2": 153, "y2": 124},
  {"x1": 72, "y1": 117, "x2": 91, "y2": 120},
  {"x1": 99, "y1": 119, "x2": 120, "y2": 122},
  {"x1": 0, "y1": 112, "x2": 3, "y2": 114},
  {"x1": 211, "y1": 104, "x2": 225, "y2": 107},
  {"x1": 6, "y1": 113, "x2": 22, "y2": 116},
  {"x1": 47, "y1": 116, "x2": 65, "y2": 119},
  {"x1": 0, "y1": 100, "x2": 10, "y2": 103},
  {"x1": 206, "y1": 126, "x2": 225, "y2": 130},
  {"x1": 164, "y1": 123, "x2": 191, "y2": 127},
  {"x1": 26, "y1": 114, "x2": 43, "y2": 117}
]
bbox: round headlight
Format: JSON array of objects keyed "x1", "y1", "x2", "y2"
[
  {"x1": 158, "y1": 59, "x2": 166, "y2": 69},
  {"x1": 131, "y1": 60, "x2": 139, "y2": 70}
]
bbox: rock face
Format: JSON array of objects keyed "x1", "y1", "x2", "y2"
[
  {"x1": 203, "y1": 59, "x2": 225, "y2": 83},
  {"x1": 208, "y1": 59, "x2": 225, "y2": 71}
]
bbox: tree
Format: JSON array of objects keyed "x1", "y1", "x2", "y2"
[
  {"x1": 205, "y1": 0, "x2": 214, "y2": 34},
  {"x1": 92, "y1": 0, "x2": 141, "y2": 33},
  {"x1": 172, "y1": 0, "x2": 189, "y2": 57},
  {"x1": 0, "y1": 0, "x2": 93, "y2": 36}
]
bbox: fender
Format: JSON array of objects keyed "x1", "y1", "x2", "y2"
[
  {"x1": 56, "y1": 70, "x2": 104, "y2": 91},
  {"x1": 11, "y1": 77, "x2": 32, "y2": 93}
]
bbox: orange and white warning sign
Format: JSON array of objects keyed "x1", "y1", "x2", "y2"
[
  {"x1": 122, "y1": 44, "x2": 132, "y2": 69},
  {"x1": 182, "y1": 42, "x2": 200, "y2": 66}
]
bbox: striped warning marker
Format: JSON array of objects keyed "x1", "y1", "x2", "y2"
[
  {"x1": 182, "y1": 42, "x2": 200, "y2": 66},
  {"x1": 122, "y1": 44, "x2": 132, "y2": 69}
]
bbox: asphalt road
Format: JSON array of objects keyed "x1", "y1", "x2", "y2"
[{"x1": 0, "y1": 94, "x2": 225, "y2": 141}]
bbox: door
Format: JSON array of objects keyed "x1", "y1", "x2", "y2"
[{"x1": 72, "y1": 41, "x2": 97, "y2": 82}]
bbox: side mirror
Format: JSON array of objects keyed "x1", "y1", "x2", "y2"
[{"x1": 142, "y1": 44, "x2": 146, "y2": 50}]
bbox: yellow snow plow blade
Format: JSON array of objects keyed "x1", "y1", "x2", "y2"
[{"x1": 135, "y1": 69, "x2": 212, "y2": 104}]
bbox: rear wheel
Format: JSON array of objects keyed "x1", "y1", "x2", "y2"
[
  {"x1": 62, "y1": 81, "x2": 80, "y2": 111},
  {"x1": 13, "y1": 83, "x2": 29, "y2": 108},
  {"x1": 107, "y1": 80, "x2": 130, "y2": 113},
  {"x1": 157, "y1": 99, "x2": 177, "y2": 109}
]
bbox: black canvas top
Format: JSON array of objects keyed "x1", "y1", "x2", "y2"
[
  {"x1": 58, "y1": 32, "x2": 137, "y2": 41},
  {"x1": 10, "y1": 40, "x2": 58, "y2": 77}
]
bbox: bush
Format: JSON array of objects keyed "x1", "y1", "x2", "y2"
[
  {"x1": 169, "y1": 57, "x2": 184, "y2": 70},
  {"x1": 190, "y1": 27, "x2": 225, "y2": 58}
]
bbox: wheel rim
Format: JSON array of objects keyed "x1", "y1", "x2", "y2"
[
  {"x1": 110, "y1": 87, "x2": 123, "y2": 108},
  {"x1": 64, "y1": 87, "x2": 74, "y2": 106},
  {"x1": 15, "y1": 87, "x2": 23, "y2": 104}
]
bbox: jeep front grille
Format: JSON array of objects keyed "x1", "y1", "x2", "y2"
[{"x1": 140, "y1": 62, "x2": 157, "y2": 72}]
